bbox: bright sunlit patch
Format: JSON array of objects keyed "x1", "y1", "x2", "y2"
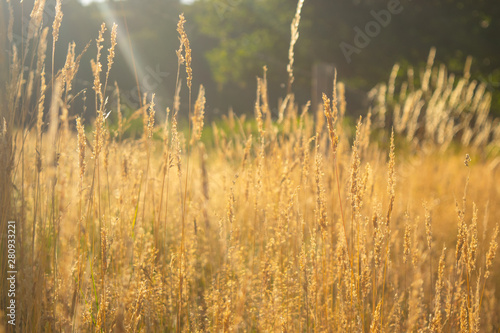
[
  {"x1": 80, "y1": 0, "x2": 105, "y2": 5},
  {"x1": 95, "y1": 1, "x2": 168, "y2": 116}
]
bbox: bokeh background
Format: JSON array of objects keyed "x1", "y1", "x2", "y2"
[{"x1": 2, "y1": 0, "x2": 499, "y2": 123}]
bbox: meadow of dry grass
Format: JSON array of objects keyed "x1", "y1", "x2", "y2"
[{"x1": 1, "y1": 1, "x2": 500, "y2": 332}]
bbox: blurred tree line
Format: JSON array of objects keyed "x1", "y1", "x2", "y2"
[{"x1": 1, "y1": 0, "x2": 499, "y2": 122}]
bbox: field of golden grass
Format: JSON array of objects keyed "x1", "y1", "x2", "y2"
[{"x1": 1, "y1": 1, "x2": 500, "y2": 332}]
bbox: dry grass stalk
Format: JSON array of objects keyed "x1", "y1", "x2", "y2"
[
  {"x1": 430, "y1": 245, "x2": 446, "y2": 332},
  {"x1": 177, "y1": 14, "x2": 192, "y2": 90},
  {"x1": 51, "y1": 0, "x2": 62, "y2": 93},
  {"x1": 371, "y1": 48, "x2": 499, "y2": 149},
  {"x1": 484, "y1": 224, "x2": 499, "y2": 280},
  {"x1": 52, "y1": 0, "x2": 63, "y2": 44},
  {"x1": 37, "y1": 67, "x2": 46, "y2": 136},
  {"x1": 147, "y1": 94, "x2": 156, "y2": 140},
  {"x1": 287, "y1": 0, "x2": 305, "y2": 94},
  {"x1": 92, "y1": 23, "x2": 107, "y2": 110},
  {"x1": 386, "y1": 130, "x2": 396, "y2": 226},
  {"x1": 37, "y1": 27, "x2": 49, "y2": 76},
  {"x1": 322, "y1": 93, "x2": 339, "y2": 156},
  {"x1": 29, "y1": 0, "x2": 47, "y2": 40},
  {"x1": 403, "y1": 219, "x2": 411, "y2": 265},
  {"x1": 191, "y1": 85, "x2": 206, "y2": 145},
  {"x1": 105, "y1": 23, "x2": 118, "y2": 93},
  {"x1": 424, "y1": 202, "x2": 432, "y2": 251},
  {"x1": 76, "y1": 117, "x2": 86, "y2": 184}
]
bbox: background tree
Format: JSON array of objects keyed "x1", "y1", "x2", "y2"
[{"x1": 188, "y1": 0, "x2": 500, "y2": 115}]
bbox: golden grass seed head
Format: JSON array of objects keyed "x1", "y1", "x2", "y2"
[
  {"x1": 370, "y1": 301, "x2": 382, "y2": 333},
  {"x1": 423, "y1": 202, "x2": 432, "y2": 250},
  {"x1": 255, "y1": 78, "x2": 264, "y2": 136},
  {"x1": 76, "y1": 117, "x2": 86, "y2": 182},
  {"x1": 190, "y1": 85, "x2": 206, "y2": 145},
  {"x1": 422, "y1": 47, "x2": 437, "y2": 92},
  {"x1": 460, "y1": 291, "x2": 469, "y2": 332},
  {"x1": 37, "y1": 27, "x2": 49, "y2": 76},
  {"x1": 173, "y1": 81, "x2": 182, "y2": 117},
  {"x1": 101, "y1": 226, "x2": 108, "y2": 272},
  {"x1": 359, "y1": 111, "x2": 372, "y2": 152},
  {"x1": 96, "y1": 23, "x2": 107, "y2": 56},
  {"x1": 106, "y1": 23, "x2": 118, "y2": 82},
  {"x1": 147, "y1": 94, "x2": 156, "y2": 140},
  {"x1": 91, "y1": 58, "x2": 103, "y2": 105},
  {"x1": 388, "y1": 63, "x2": 400, "y2": 102},
  {"x1": 52, "y1": 0, "x2": 63, "y2": 44},
  {"x1": 386, "y1": 129, "x2": 396, "y2": 226},
  {"x1": 260, "y1": 67, "x2": 271, "y2": 122},
  {"x1": 430, "y1": 245, "x2": 446, "y2": 332},
  {"x1": 314, "y1": 148, "x2": 327, "y2": 232},
  {"x1": 62, "y1": 42, "x2": 76, "y2": 92},
  {"x1": 47, "y1": 77, "x2": 62, "y2": 169},
  {"x1": 471, "y1": 275, "x2": 482, "y2": 333},
  {"x1": 29, "y1": 0, "x2": 47, "y2": 40},
  {"x1": 64, "y1": 42, "x2": 90, "y2": 96},
  {"x1": 322, "y1": 93, "x2": 339, "y2": 156},
  {"x1": 92, "y1": 23, "x2": 107, "y2": 108},
  {"x1": 177, "y1": 14, "x2": 192, "y2": 89},
  {"x1": 403, "y1": 219, "x2": 411, "y2": 264},
  {"x1": 171, "y1": 117, "x2": 182, "y2": 176},
  {"x1": 241, "y1": 135, "x2": 253, "y2": 169},
  {"x1": 287, "y1": 0, "x2": 305, "y2": 93},
  {"x1": 485, "y1": 224, "x2": 499, "y2": 279},
  {"x1": 374, "y1": 225, "x2": 384, "y2": 269},
  {"x1": 37, "y1": 66, "x2": 47, "y2": 135},
  {"x1": 465, "y1": 153, "x2": 471, "y2": 167},
  {"x1": 468, "y1": 203, "x2": 478, "y2": 272},
  {"x1": 337, "y1": 81, "x2": 346, "y2": 119},
  {"x1": 463, "y1": 55, "x2": 473, "y2": 80},
  {"x1": 349, "y1": 118, "x2": 362, "y2": 216},
  {"x1": 399, "y1": 81, "x2": 408, "y2": 102}
]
